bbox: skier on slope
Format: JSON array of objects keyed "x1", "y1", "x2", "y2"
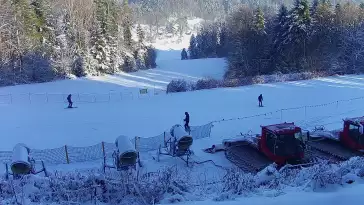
[
  {"x1": 67, "y1": 94, "x2": 73, "y2": 108},
  {"x1": 258, "y1": 94, "x2": 263, "y2": 107},
  {"x1": 184, "y1": 112, "x2": 190, "y2": 132}
]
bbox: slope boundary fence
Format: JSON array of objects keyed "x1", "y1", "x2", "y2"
[
  {"x1": 210, "y1": 96, "x2": 364, "y2": 124},
  {"x1": 1, "y1": 96, "x2": 363, "y2": 165},
  {"x1": 0, "y1": 88, "x2": 167, "y2": 104},
  {"x1": 0, "y1": 123, "x2": 214, "y2": 165}
]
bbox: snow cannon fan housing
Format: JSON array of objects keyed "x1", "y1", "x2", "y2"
[
  {"x1": 170, "y1": 125, "x2": 193, "y2": 152},
  {"x1": 11, "y1": 144, "x2": 32, "y2": 175},
  {"x1": 115, "y1": 136, "x2": 138, "y2": 168}
]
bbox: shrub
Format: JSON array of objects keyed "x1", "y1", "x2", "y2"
[
  {"x1": 252, "y1": 75, "x2": 265, "y2": 84},
  {"x1": 194, "y1": 78, "x2": 221, "y2": 90},
  {"x1": 144, "y1": 46, "x2": 157, "y2": 69},
  {"x1": 166, "y1": 79, "x2": 189, "y2": 93},
  {"x1": 222, "y1": 78, "x2": 241, "y2": 87},
  {"x1": 220, "y1": 168, "x2": 256, "y2": 196},
  {"x1": 310, "y1": 164, "x2": 342, "y2": 190}
]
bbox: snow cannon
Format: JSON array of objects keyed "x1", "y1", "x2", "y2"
[
  {"x1": 114, "y1": 135, "x2": 138, "y2": 169},
  {"x1": 10, "y1": 144, "x2": 32, "y2": 175},
  {"x1": 170, "y1": 124, "x2": 193, "y2": 154}
]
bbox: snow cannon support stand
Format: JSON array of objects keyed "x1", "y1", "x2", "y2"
[
  {"x1": 156, "y1": 124, "x2": 194, "y2": 166},
  {"x1": 103, "y1": 136, "x2": 142, "y2": 177},
  {"x1": 5, "y1": 143, "x2": 47, "y2": 180}
]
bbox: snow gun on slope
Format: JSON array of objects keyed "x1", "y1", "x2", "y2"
[
  {"x1": 103, "y1": 135, "x2": 141, "y2": 173},
  {"x1": 307, "y1": 116, "x2": 364, "y2": 161},
  {"x1": 5, "y1": 144, "x2": 47, "y2": 179},
  {"x1": 156, "y1": 124, "x2": 194, "y2": 166}
]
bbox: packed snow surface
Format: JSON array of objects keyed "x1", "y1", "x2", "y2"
[{"x1": 1, "y1": 74, "x2": 364, "y2": 151}]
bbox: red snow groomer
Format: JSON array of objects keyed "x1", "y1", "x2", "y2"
[
  {"x1": 338, "y1": 117, "x2": 364, "y2": 151},
  {"x1": 309, "y1": 116, "x2": 364, "y2": 161},
  {"x1": 257, "y1": 123, "x2": 306, "y2": 165},
  {"x1": 205, "y1": 122, "x2": 309, "y2": 173}
]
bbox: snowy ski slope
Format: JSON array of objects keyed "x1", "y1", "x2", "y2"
[{"x1": 2, "y1": 20, "x2": 364, "y2": 204}]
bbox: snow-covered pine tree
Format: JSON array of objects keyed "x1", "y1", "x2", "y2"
[
  {"x1": 10, "y1": 0, "x2": 41, "y2": 80},
  {"x1": 188, "y1": 34, "x2": 198, "y2": 59},
  {"x1": 105, "y1": 0, "x2": 119, "y2": 74},
  {"x1": 122, "y1": 0, "x2": 133, "y2": 49},
  {"x1": 123, "y1": 54, "x2": 136, "y2": 72},
  {"x1": 308, "y1": 0, "x2": 335, "y2": 71},
  {"x1": 17, "y1": 0, "x2": 55, "y2": 82},
  {"x1": 273, "y1": 5, "x2": 289, "y2": 53},
  {"x1": 250, "y1": 7, "x2": 270, "y2": 75},
  {"x1": 144, "y1": 45, "x2": 157, "y2": 68},
  {"x1": 271, "y1": 4, "x2": 290, "y2": 72},
  {"x1": 176, "y1": 16, "x2": 188, "y2": 37},
  {"x1": 52, "y1": 11, "x2": 72, "y2": 78},
  {"x1": 90, "y1": 0, "x2": 119, "y2": 74},
  {"x1": 225, "y1": 5, "x2": 254, "y2": 78},
  {"x1": 197, "y1": 24, "x2": 218, "y2": 58},
  {"x1": 310, "y1": 0, "x2": 319, "y2": 17},
  {"x1": 195, "y1": 32, "x2": 205, "y2": 58},
  {"x1": 334, "y1": 3, "x2": 343, "y2": 27},
  {"x1": 137, "y1": 24, "x2": 145, "y2": 48},
  {"x1": 283, "y1": 0, "x2": 311, "y2": 71},
  {"x1": 253, "y1": 7, "x2": 265, "y2": 34},
  {"x1": 217, "y1": 22, "x2": 228, "y2": 58}
]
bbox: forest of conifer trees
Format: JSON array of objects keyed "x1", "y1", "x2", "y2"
[
  {"x1": 0, "y1": 0, "x2": 156, "y2": 86},
  {"x1": 1, "y1": 0, "x2": 364, "y2": 86},
  {"x1": 189, "y1": 0, "x2": 364, "y2": 79}
]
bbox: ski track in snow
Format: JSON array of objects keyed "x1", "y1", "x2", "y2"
[{"x1": 2, "y1": 22, "x2": 364, "y2": 204}]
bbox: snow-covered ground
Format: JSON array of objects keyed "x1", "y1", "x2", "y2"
[
  {"x1": 2, "y1": 18, "x2": 364, "y2": 205},
  {"x1": 168, "y1": 183, "x2": 364, "y2": 205},
  {"x1": 1, "y1": 74, "x2": 364, "y2": 151}
]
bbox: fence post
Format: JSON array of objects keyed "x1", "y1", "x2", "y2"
[
  {"x1": 135, "y1": 136, "x2": 141, "y2": 167},
  {"x1": 134, "y1": 137, "x2": 138, "y2": 151},
  {"x1": 94, "y1": 187, "x2": 97, "y2": 205},
  {"x1": 64, "y1": 145, "x2": 70, "y2": 164},
  {"x1": 101, "y1": 141, "x2": 105, "y2": 158},
  {"x1": 10, "y1": 94, "x2": 12, "y2": 104},
  {"x1": 108, "y1": 92, "x2": 111, "y2": 102},
  {"x1": 120, "y1": 92, "x2": 123, "y2": 101},
  {"x1": 280, "y1": 110, "x2": 283, "y2": 122},
  {"x1": 46, "y1": 93, "x2": 49, "y2": 103},
  {"x1": 304, "y1": 106, "x2": 307, "y2": 120}
]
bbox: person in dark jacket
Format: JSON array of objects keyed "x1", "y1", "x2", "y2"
[
  {"x1": 184, "y1": 112, "x2": 190, "y2": 132},
  {"x1": 67, "y1": 94, "x2": 73, "y2": 108},
  {"x1": 181, "y1": 48, "x2": 188, "y2": 60},
  {"x1": 258, "y1": 94, "x2": 263, "y2": 107}
]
